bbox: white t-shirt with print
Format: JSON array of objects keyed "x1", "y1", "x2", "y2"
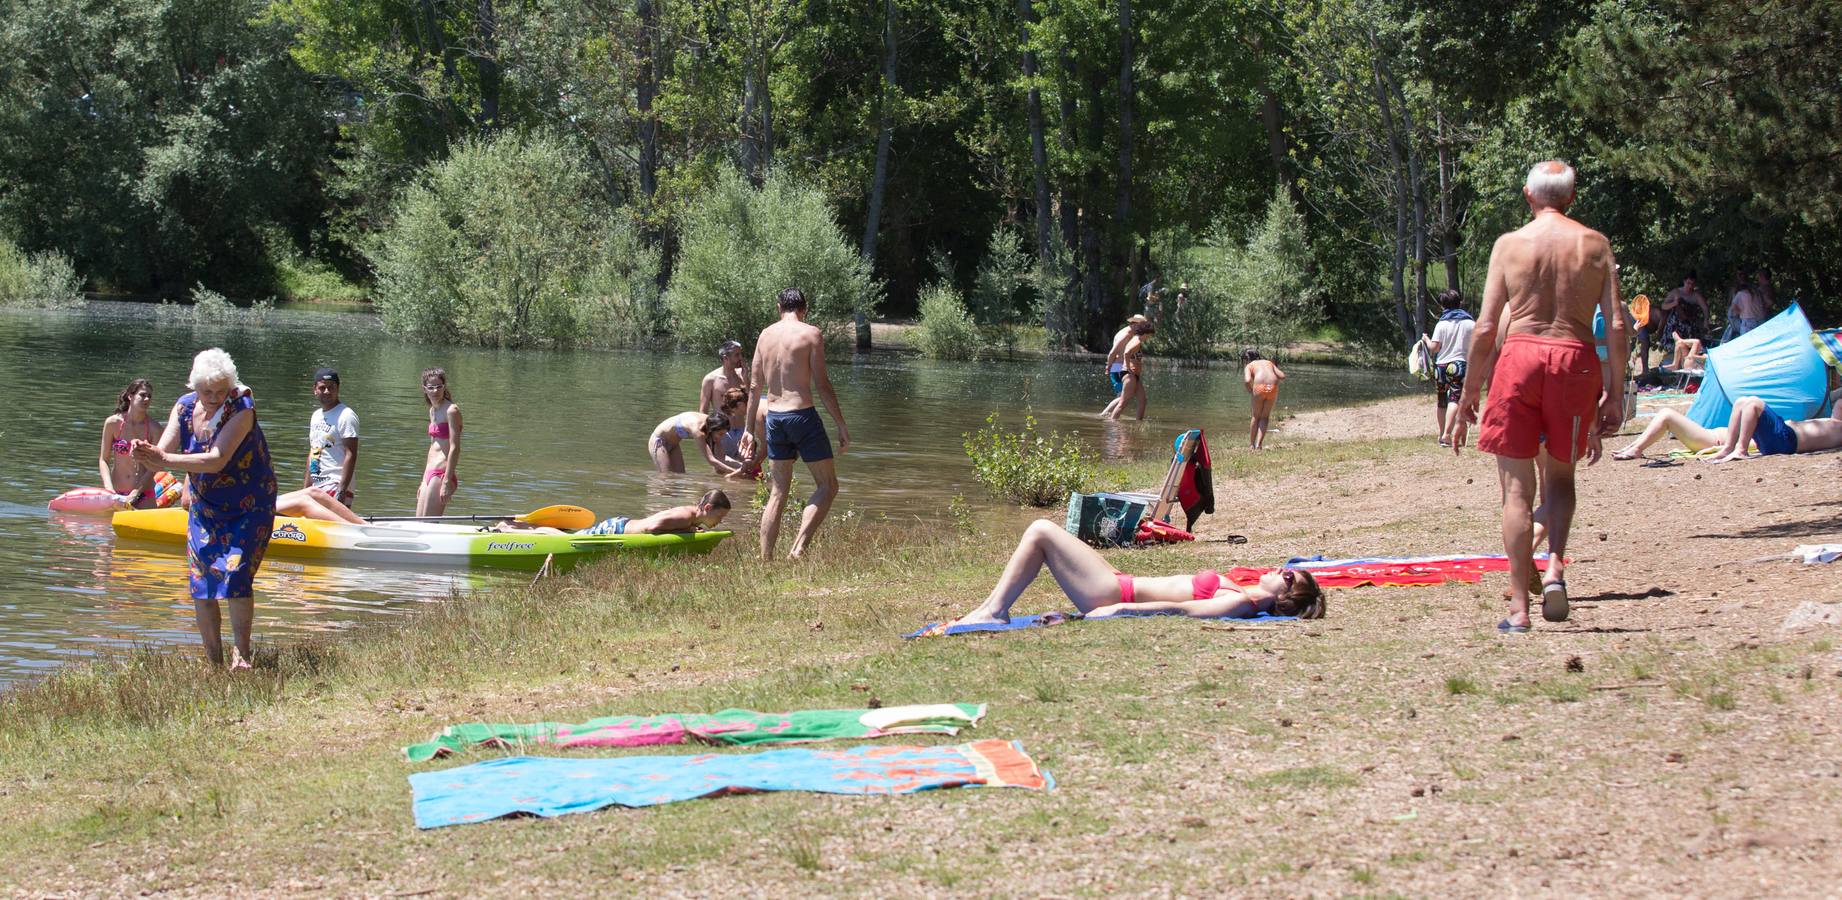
[{"x1": 308, "y1": 403, "x2": 359, "y2": 493}]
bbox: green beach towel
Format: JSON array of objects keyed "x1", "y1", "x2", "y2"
[{"x1": 403, "y1": 702, "x2": 986, "y2": 762}]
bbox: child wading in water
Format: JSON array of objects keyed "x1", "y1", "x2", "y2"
[{"x1": 1242, "y1": 349, "x2": 1285, "y2": 450}]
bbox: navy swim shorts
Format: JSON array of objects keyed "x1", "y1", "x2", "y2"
[{"x1": 765, "y1": 407, "x2": 834, "y2": 462}]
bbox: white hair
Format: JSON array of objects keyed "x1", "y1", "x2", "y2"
[
  {"x1": 1525, "y1": 160, "x2": 1576, "y2": 206},
  {"x1": 187, "y1": 347, "x2": 241, "y2": 391}
]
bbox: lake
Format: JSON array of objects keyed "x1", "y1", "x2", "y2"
[{"x1": 0, "y1": 301, "x2": 1415, "y2": 684}]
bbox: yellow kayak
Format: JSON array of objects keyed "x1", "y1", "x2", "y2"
[{"x1": 111, "y1": 508, "x2": 729, "y2": 571}]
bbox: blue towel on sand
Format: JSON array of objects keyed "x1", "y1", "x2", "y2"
[
  {"x1": 905, "y1": 610, "x2": 1297, "y2": 639},
  {"x1": 409, "y1": 739, "x2": 1053, "y2": 828}
]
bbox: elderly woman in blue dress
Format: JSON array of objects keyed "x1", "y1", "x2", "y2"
[{"x1": 131, "y1": 348, "x2": 279, "y2": 669}]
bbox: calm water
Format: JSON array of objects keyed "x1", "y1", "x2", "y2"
[{"x1": 0, "y1": 302, "x2": 1414, "y2": 684}]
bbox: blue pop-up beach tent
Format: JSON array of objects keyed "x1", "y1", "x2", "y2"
[{"x1": 1686, "y1": 302, "x2": 1829, "y2": 428}]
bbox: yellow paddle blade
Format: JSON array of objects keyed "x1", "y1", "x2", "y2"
[{"x1": 516, "y1": 505, "x2": 596, "y2": 531}]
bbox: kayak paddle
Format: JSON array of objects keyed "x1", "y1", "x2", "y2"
[{"x1": 365, "y1": 504, "x2": 597, "y2": 530}]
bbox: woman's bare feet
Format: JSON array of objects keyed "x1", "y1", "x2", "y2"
[
  {"x1": 1611, "y1": 445, "x2": 1642, "y2": 461},
  {"x1": 229, "y1": 647, "x2": 253, "y2": 671}
]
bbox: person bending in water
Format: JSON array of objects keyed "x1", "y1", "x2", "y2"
[
  {"x1": 505, "y1": 490, "x2": 733, "y2": 536},
  {"x1": 1242, "y1": 349, "x2": 1286, "y2": 450},
  {"x1": 649, "y1": 411, "x2": 742, "y2": 475},
  {"x1": 1613, "y1": 397, "x2": 1842, "y2": 462},
  {"x1": 100, "y1": 378, "x2": 166, "y2": 508},
  {"x1": 953, "y1": 520, "x2": 1326, "y2": 626},
  {"x1": 715, "y1": 388, "x2": 759, "y2": 478},
  {"x1": 417, "y1": 368, "x2": 463, "y2": 517}
]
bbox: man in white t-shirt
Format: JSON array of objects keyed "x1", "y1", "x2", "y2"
[
  {"x1": 306, "y1": 368, "x2": 359, "y2": 506},
  {"x1": 1425, "y1": 289, "x2": 1475, "y2": 447}
]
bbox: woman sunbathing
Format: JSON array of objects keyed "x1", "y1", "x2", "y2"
[
  {"x1": 1614, "y1": 396, "x2": 1842, "y2": 462},
  {"x1": 953, "y1": 519, "x2": 1325, "y2": 626}
]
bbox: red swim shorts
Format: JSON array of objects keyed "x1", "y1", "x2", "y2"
[{"x1": 1477, "y1": 335, "x2": 1602, "y2": 463}]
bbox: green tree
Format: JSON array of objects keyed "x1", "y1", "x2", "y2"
[
  {"x1": 665, "y1": 167, "x2": 880, "y2": 351},
  {"x1": 0, "y1": 0, "x2": 328, "y2": 294},
  {"x1": 370, "y1": 131, "x2": 658, "y2": 347}
]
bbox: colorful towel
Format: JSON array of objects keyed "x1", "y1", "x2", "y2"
[
  {"x1": 410, "y1": 738, "x2": 1051, "y2": 828},
  {"x1": 1230, "y1": 553, "x2": 1564, "y2": 588},
  {"x1": 1177, "y1": 430, "x2": 1214, "y2": 530},
  {"x1": 403, "y1": 703, "x2": 986, "y2": 763},
  {"x1": 906, "y1": 610, "x2": 1295, "y2": 639}
]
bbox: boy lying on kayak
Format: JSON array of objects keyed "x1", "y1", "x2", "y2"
[{"x1": 497, "y1": 489, "x2": 731, "y2": 536}]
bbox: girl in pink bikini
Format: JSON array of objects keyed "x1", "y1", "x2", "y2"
[
  {"x1": 952, "y1": 519, "x2": 1326, "y2": 626},
  {"x1": 416, "y1": 368, "x2": 463, "y2": 517},
  {"x1": 98, "y1": 378, "x2": 164, "y2": 508}
]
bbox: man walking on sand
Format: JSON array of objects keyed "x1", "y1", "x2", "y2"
[
  {"x1": 745, "y1": 287, "x2": 851, "y2": 560},
  {"x1": 1454, "y1": 161, "x2": 1628, "y2": 632}
]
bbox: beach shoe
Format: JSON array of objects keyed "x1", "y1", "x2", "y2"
[
  {"x1": 1541, "y1": 580, "x2": 1569, "y2": 623},
  {"x1": 1496, "y1": 618, "x2": 1531, "y2": 634}
]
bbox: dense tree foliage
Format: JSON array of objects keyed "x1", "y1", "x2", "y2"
[{"x1": 0, "y1": 0, "x2": 1834, "y2": 348}]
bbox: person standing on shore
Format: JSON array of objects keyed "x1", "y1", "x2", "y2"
[
  {"x1": 745, "y1": 288, "x2": 850, "y2": 560},
  {"x1": 1241, "y1": 349, "x2": 1285, "y2": 449},
  {"x1": 699, "y1": 340, "x2": 748, "y2": 415},
  {"x1": 1425, "y1": 289, "x2": 1474, "y2": 447},
  {"x1": 305, "y1": 368, "x2": 359, "y2": 508},
  {"x1": 1453, "y1": 160, "x2": 1627, "y2": 632},
  {"x1": 131, "y1": 348, "x2": 278, "y2": 668}
]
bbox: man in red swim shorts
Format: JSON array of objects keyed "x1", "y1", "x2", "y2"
[{"x1": 1453, "y1": 161, "x2": 1628, "y2": 632}]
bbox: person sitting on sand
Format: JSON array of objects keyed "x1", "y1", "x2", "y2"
[
  {"x1": 951, "y1": 520, "x2": 1326, "y2": 626},
  {"x1": 1613, "y1": 396, "x2": 1842, "y2": 462},
  {"x1": 1242, "y1": 349, "x2": 1286, "y2": 450}
]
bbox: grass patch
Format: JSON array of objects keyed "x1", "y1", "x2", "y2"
[
  {"x1": 1246, "y1": 765, "x2": 1359, "y2": 790},
  {"x1": 1444, "y1": 676, "x2": 1482, "y2": 696}
]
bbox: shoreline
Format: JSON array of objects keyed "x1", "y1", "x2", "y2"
[{"x1": 4, "y1": 394, "x2": 1840, "y2": 894}]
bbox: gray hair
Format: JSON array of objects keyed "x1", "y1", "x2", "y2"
[
  {"x1": 187, "y1": 347, "x2": 240, "y2": 391},
  {"x1": 1525, "y1": 160, "x2": 1576, "y2": 206}
]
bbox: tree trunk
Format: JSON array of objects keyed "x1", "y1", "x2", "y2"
[
  {"x1": 635, "y1": 0, "x2": 660, "y2": 202},
  {"x1": 740, "y1": 67, "x2": 761, "y2": 180},
  {"x1": 1371, "y1": 60, "x2": 1413, "y2": 344},
  {"x1": 857, "y1": 0, "x2": 898, "y2": 350},
  {"x1": 1114, "y1": 0, "x2": 1135, "y2": 237},
  {"x1": 476, "y1": 0, "x2": 500, "y2": 131},
  {"x1": 1384, "y1": 65, "x2": 1428, "y2": 335},
  {"x1": 1021, "y1": 0, "x2": 1050, "y2": 267},
  {"x1": 1085, "y1": 65, "x2": 1110, "y2": 349},
  {"x1": 1056, "y1": 47, "x2": 1082, "y2": 349},
  {"x1": 1436, "y1": 112, "x2": 1461, "y2": 292}
]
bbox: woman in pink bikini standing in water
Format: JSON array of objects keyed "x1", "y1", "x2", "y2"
[
  {"x1": 416, "y1": 367, "x2": 463, "y2": 517},
  {"x1": 951, "y1": 520, "x2": 1326, "y2": 625}
]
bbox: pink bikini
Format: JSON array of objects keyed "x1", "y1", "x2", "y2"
[
  {"x1": 425, "y1": 419, "x2": 454, "y2": 484},
  {"x1": 1112, "y1": 569, "x2": 1223, "y2": 604}
]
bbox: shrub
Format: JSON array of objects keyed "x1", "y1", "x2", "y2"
[
  {"x1": 1187, "y1": 186, "x2": 1324, "y2": 353},
  {"x1": 189, "y1": 284, "x2": 238, "y2": 321},
  {"x1": 915, "y1": 282, "x2": 981, "y2": 360},
  {"x1": 0, "y1": 241, "x2": 83, "y2": 308},
  {"x1": 369, "y1": 131, "x2": 658, "y2": 347},
  {"x1": 970, "y1": 226, "x2": 1032, "y2": 325},
  {"x1": 666, "y1": 167, "x2": 879, "y2": 351},
  {"x1": 963, "y1": 413, "x2": 1095, "y2": 507}
]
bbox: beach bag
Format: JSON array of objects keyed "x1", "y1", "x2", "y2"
[
  {"x1": 1408, "y1": 338, "x2": 1433, "y2": 380},
  {"x1": 1065, "y1": 492, "x2": 1148, "y2": 547}
]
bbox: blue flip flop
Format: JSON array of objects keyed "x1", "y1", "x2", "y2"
[{"x1": 1497, "y1": 618, "x2": 1531, "y2": 634}]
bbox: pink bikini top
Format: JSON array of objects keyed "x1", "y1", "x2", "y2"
[
  {"x1": 428, "y1": 420, "x2": 451, "y2": 440},
  {"x1": 112, "y1": 418, "x2": 155, "y2": 455}
]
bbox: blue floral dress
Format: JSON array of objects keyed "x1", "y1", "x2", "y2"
[{"x1": 177, "y1": 393, "x2": 278, "y2": 601}]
